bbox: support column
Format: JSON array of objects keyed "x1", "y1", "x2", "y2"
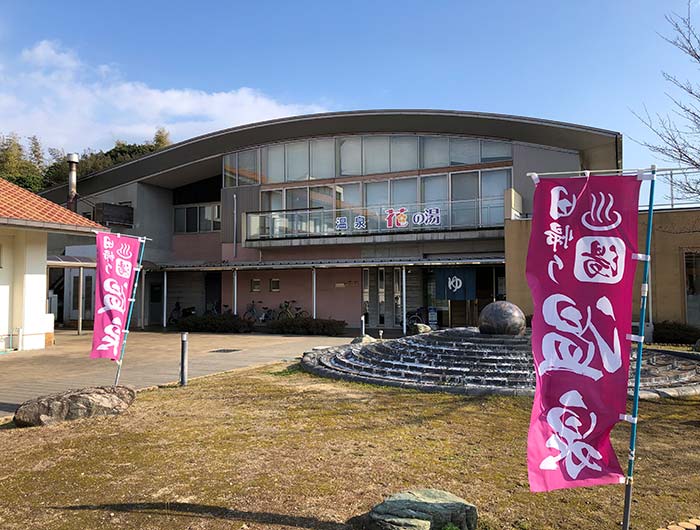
[
  {"x1": 77, "y1": 267, "x2": 84, "y2": 335},
  {"x1": 140, "y1": 269, "x2": 147, "y2": 329},
  {"x1": 492, "y1": 267, "x2": 497, "y2": 302},
  {"x1": 162, "y1": 270, "x2": 168, "y2": 328},
  {"x1": 312, "y1": 268, "x2": 317, "y2": 319},
  {"x1": 402, "y1": 266, "x2": 407, "y2": 335},
  {"x1": 233, "y1": 269, "x2": 238, "y2": 315}
]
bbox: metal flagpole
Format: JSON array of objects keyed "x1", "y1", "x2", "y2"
[
  {"x1": 622, "y1": 164, "x2": 657, "y2": 530},
  {"x1": 114, "y1": 237, "x2": 147, "y2": 386}
]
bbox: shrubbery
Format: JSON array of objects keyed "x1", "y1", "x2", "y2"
[
  {"x1": 264, "y1": 317, "x2": 347, "y2": 336},
  {"x1": 175, "y1": 313, "x2": 254, "y2": 333},
  {"x1": 652, "y1": 320, "x2": 700, "y2": 344}
]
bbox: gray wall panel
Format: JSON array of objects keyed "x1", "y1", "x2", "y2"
[{"x1": 221, "y1": 186, "x2": 260, "y2": 244}]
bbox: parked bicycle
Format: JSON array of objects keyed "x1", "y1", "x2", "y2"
[
  {"x1": 276, "y1": 300, "x2": 310, "y2": 320},
  {"x1": 243, "y1": 300, "x2": 276, "y2": 323}
]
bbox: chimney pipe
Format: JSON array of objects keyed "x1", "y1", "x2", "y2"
[{"x1": 67, "y1": 153, "x2": 79, "y2": 212}]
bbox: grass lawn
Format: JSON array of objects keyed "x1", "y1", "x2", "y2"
[{"x1": 0, "y1": 362, "x2": 698, "y2": 530}]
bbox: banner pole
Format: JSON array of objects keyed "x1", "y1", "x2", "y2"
[
  {"x1": 621, "y1": 165, "x2": 656, "y2": 530},
  {"x1": 114, "y1": 237, "x2": 147, "y2": 386}
]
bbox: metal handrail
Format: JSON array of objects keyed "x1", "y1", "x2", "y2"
[{"x1": 245, "y1": 197, "x2": 504, "y2": 240}]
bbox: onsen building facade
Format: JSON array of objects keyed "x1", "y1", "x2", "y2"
[{"x1": 48, "y1": 109, "x2": 696, "y2": 334}]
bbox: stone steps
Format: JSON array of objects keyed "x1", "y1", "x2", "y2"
[
  {"x1": 327, "y1": 352, "x2": 534, "y2": 387},
  {"x1": 302, "y1": 328, "x2": 700, "y2": 395}
]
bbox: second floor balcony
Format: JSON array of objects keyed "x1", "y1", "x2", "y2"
[{"x1": 245, "y1": 196, "x2": 505, "y2": 242}]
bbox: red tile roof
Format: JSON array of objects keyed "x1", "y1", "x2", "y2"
[{"x1": 0, "y1": 178, "x2": 104, "y2": 232}]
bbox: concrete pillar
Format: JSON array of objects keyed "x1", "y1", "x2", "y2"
[
  {"x1": 233, "y1": 269, "x2": 238, "y2": 315},
  {"x1": 77, "y1": 267, "x2": 84, "y2": 335},
  {"x1": 402, "y1": 266, "x2": 407, "y2": 335},
  {"x1": 140, "y1": 269, "x2": 147, "y2": 329},
  {"x1": 312, "y1": 268, "x2": 317, "y2": 319},
  {"x1": 162, "y1": 270, "x2": 168, "y2": 328}
]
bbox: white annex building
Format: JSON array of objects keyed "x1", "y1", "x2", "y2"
[{"x1": 0, "y1": 178, "x2": 102, "y2": 351}]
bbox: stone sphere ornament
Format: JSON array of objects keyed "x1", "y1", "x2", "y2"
[{"x1": 478, "y1": 301, "x2": 526, "y2": 336}]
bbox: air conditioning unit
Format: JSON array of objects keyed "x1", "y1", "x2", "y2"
[{"x1": 94, "y1": 202, "x2": 134, "y2": 228}]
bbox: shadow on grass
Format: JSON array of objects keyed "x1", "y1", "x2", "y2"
[
  {"x1": 55, "y1": 502, "x2": 349, "y2": 529},
  {"x1": 0, "y1": 420, "x2": 16, "y2": 430}
]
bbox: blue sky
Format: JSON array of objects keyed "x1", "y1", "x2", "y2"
[{"x1": 1, "y1": 0, "x2": 698, "y2": 202}]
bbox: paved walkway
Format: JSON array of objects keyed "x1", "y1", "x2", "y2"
[{"x1": 0, "y1": 331, "x2": 349, "y2": 415}]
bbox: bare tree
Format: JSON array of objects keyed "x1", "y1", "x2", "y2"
[{"x1": 636, "y1": 3, "x2": 700, "y2": 199}]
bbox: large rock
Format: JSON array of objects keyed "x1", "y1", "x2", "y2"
[
  {"x1": 411, "y1": 323, "x2": 432, "y2": 334},
  {"x1": 13, "y1": 386, "x2": 136, "y2": 427},
  {"x1": 351, "y1": 334, "x2": 378, "y2": 344},
  {"x1": 478, "y1": 301, "x2": 526, "y2": 336},
  {"x1": 366, "y1": 489, "x2": 477, "y2": 530}
]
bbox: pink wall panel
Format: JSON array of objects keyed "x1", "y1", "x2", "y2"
[
  {"x1": 172, "y1": 232, "x2": 221, "y2": 262},
  {"x1": 221, "y1": 267, "x2": 362, "y2": 327}
]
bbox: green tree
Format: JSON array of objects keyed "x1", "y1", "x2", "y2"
[
  {"x1": 0, "y1": 133, "x2": 44, "y2": 192},
  {"x1": 152, "y1": 127, "x2": 171, "y2": 150}
]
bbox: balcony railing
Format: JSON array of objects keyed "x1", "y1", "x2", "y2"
[{"x1": 246, "y1": 197, "x2": 504, "y2": 241}]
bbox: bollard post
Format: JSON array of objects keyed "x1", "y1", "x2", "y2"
[
  {"x1": 378, "y1": 329, "x2": 383, "y2": 340},
  {"x1": 361, "y1": 315, "x2": 365, "y2": 336},
  {"x1": 180, "y1": 332, "x2": 188, "y2": 386}
]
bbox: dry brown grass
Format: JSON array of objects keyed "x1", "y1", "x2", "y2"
[{"x1": 0, "y1": 362, "x2": 698, "y2": 530}]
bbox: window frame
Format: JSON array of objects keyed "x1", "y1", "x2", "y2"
[{"x1": 173, "y1": 202, "x2": 222, "y2": 234}]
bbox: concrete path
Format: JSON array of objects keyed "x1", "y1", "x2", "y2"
[{"x1": 0, "y1": 330, "x2": 349, "y2": 415}]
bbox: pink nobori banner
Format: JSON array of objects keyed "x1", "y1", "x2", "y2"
[
  {"x1": 90, "y1": 233, "x2": 141, "y2": 361},
  {"x1": 525, "y1": 175, "x2": 641, "y2": 492}
]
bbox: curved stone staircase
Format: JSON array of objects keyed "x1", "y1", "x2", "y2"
[
  {"x1": 303, "y1": 328, "x2": 536, "y2": 396},
  {"x1": 301, "y1": 328, "x2": 700, "y2": 397}
]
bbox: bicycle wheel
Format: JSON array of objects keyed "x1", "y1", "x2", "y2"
[
  {"x1": 408, "y1": 314, "x2": 423, "y2": 325},
  {"x1": 297, "y1": 310, "x2": 310, "y2": 318}
]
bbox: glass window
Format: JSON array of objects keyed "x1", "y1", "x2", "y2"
[
  {"x1": 421, "y1": 174, "x2": 448, "y2": 204},
  {"x1": 174, "y1": 208, "x2": 186, "y2": 233},
  {"x1": 286, "y1": 141, "x2": 309, "y2": 181},
  {"x1": 481, "y1": 169, "x2": 510, "y2": 198},
  {"x1": 199, "y1": 206, "x2": 212, "y2": 232},
  {"x1": 262, "y1": 145, "x2": 284, "y2": 184},
  {"x1": 185, "y1": 206, "x2": 198, "y2": 232},
  {"x1": 481, "y1": 169, "x2": 509, "y2": 226},
  {"x1": 212, "y1": 204, "x2": 221, "y2": 231},
  {"x1": 261, "y1": 190, "x2": 283, "y2": 211},
  {"x1": 481, "y1": 140, "x2": 512, "y2": 162},
  {"x1": 251, "y1": 279, "x2": 261, "y2": 292},
  {"x1": 270, "y1": 278, "x2": 280, "y2": 292},
  {"x1": 286, "y1": 187, "x2": 308, "y2": 210},
  {"x1": 335, "y1": 183, "x2": 361, "y2": 209},
  {"x1": 198, "y1": 204, "x2": 221, "y2": 231},
  {"x1": 339, "y1": 136, "x2": 362, "y2": 176},
  {"x1": 309, "y1": 186, "x2": 334, "y2": 209},
  {"x1": 223, "y1": 153, "x2": 237, "y2": 187},
  {"x1": 451, "y1": 172, "x2": 479, "y2": 227},
  {"x1": 421, "y1": 136, "x2": 449, "y2": 168},
  {"x1": 687, "y1": 252, "x2": 700, "y2": 326},
  {"x1": 391, "y1": 178, "x2": 417, "y2": 205},
  {"x1": 310, "y1": 138, "x2": 335, "y2": 180},
  {"x1": 364, "y1": 181, "x2": 388, "y2": 206},
  {"x1": 237, "y1": 149, "x2": 259, "y2": 185},
  {"x1": 363, "y1": 136, "x2": 390, "y2": 174},
  {"x1": 390, "y1": 136, "x2": 419, "y2": 172},
  {"x1": 450, "y1": 138, "x2": 480, "y2": 166}
]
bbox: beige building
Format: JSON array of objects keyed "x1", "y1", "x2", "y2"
[{"x1": 505, "y1": 206, "x2": 700, "y2": 328}]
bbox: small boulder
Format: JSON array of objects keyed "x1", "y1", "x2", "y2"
[
  {"x1": 13, "y1": 386, "x2": 136, "y2": 427},
  {"x1": 366, "y1": 489, "x2": 477, "y2": 530},
  {"x1": 411, "y1": 323, "x2": 432, "y2": 334},
  {"x1": 351, "y1": 334, "x2": 378, "y2": 344}
]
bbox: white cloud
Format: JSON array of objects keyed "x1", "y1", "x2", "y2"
[
  {"x1": 1, "y1": 40, "x2": 328, "y2": 153},
  {"x1": 20, "y1": 40, "x2": 80, "y2": 71}
]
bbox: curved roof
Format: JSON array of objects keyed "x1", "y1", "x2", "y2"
[{"x1": 42, "y1": 109, "x2": 621, "y2": 203}]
